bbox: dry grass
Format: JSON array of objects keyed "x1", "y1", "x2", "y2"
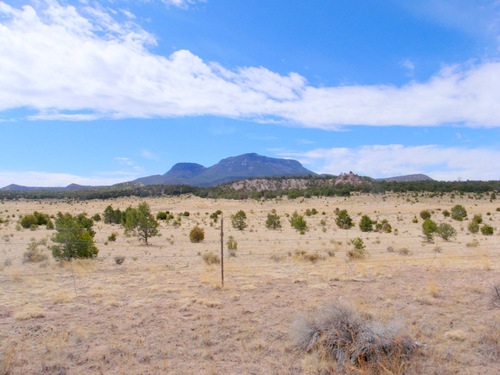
[{"x1": 0, "y1": 193, "x2": 499, "y2": 374}]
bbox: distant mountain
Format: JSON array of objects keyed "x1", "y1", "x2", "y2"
[
  {"x1": 0, "y1": 183, "x2": 92, "y2": 191},
  {"x1": 132, "y1": 153, "x2": 316, "y2": 187},
  {"x1": 0, "y1": 155, "x2": 435, "y2": 191},
  {"x1": 377, "y1": 174, "x2": 433, "y2": 182},
  {"x1": 134, "y1": 163, "x2": 207, "y2": 186}
]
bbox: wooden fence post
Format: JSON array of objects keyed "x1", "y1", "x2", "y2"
[{"x1": 220, "y1": 215, "x2": 224, "y2": 287}]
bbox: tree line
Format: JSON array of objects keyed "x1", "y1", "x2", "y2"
[{"x1": 1, "y1": 178, "x2": 499, "y2": 201}]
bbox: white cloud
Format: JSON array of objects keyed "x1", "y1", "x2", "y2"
[
  {"x1": 141, "y1": 150, "x2": 160, "y2": 160},
  {"x1": 2, "y1": 1, "x2": 500, "y2": 128},
  {"x1": 401, "y1": 59, "x2": 415, "y2": 77},
  {"x1": 0, "y1": 170, "x2": 135, "y2": 188},
  {"x1": 281, "y1": 145, "x2": 500, "y2": 181},
  {"x1": 161, "y1": 0, "x2": 206, "y2": 8}
]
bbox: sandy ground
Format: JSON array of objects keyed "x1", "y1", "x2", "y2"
[{"x1": 0, "y1": 193, "x2": 499, "y2": 374}]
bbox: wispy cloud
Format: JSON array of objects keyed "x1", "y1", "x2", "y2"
[
  {"x1": 281, "y1": 145, "x2": 500, "y2": 181},
  {"x1": 141, "y1": 150, "x2": 160, "y2": 161},
  {"x1": 161, "y1": 0, "x2": 206, "y2": 8},
  {"x1": 2, "y1": 1, "x2": 500, "y2": 129},
  {"x1": 401, "y1": 59, "x2": 415, "y2": 77}
]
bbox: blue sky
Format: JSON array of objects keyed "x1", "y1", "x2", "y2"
[{"x1": 1, "y1": 0, "x2": 500, "y2": 186}]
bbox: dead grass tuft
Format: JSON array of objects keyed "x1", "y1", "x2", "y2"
[
  {"x1": 0, "y1": 340, "x2": 15, "y2": 375},
  {"x1": 477, "y1": 321, "x2": 500, "y2": 362},
  {"x1": 290, "y1": 302, "x2": 416, "y2": 373},
  {"x1": 14, "y1": 304, "x2": 45, "y2": 320},
  {"x1": 202, "y1": 252, "x2": 220, "y2": 265}
]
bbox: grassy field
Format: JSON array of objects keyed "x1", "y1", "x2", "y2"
[{"x1": 1, "y1": 193, "x2": 499, "y2": 374}]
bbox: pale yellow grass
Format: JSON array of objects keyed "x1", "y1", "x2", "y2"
[{"x1": 0, "y1": 193, "x2": 499, "y2": 374}]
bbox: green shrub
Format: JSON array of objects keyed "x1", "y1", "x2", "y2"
[
  {"x1": 189, "y1": 226, "x2": 205, "y2": 243},
  {"x1": 103, "y1": 205, "x2": 123, "y2": 224},
  {"x1": 481, "y1": 225, "x2": 494, "y2": 236},
  {"x1": 422, "y1": 218, "x2": 438, "y2": 242},
  {"x1": 335, "y1": 209, "x2": 353, "y2": 229},
  {"x1": 231, "y1": 210, "x2": 247, "y2": 230},
  {"x1": 290, "y1": 211, "x2": 308, "y2": 232},
  {"x1": 266, "y1": 210, "x2": 281, "y2": 229},
  {"x1": 51, "y1": 212, "x2": 98, "y2": 260},
  {"x1": 420, "y1": 210, "x2": 431, "y2": 220},
  {"x1": 443, "y1": 210, "x2": 450, "y2": 217},
  {"x1": 20, "y1": 214, "x2": 37, "y2": 229},
  {"x1": 437, "y1": 223, "x2": 456, "y2": 241},
  {"x1": 451, "y1": 205, "x2": 467, "y2": 221},
  {"x1": 122, "y1": 203, "x2": 159, "y2": 245},
  {"x1": 468, "y1": 221, "x2": 479, "y2": 234},
  {"x1": 472, "y1": 214, "x2": 483, "y2": 224},
  {"x1": 347, "y1": 237, "x2": 367, "y2": 260},
  {"x1": 92, "y1": 214, "x2": 101, "y2": 222},
  {"x1": 108, "y1": 232, "x2": 117, "y2": 242},
  {"x1": 210, "y1": 210, "x2": 222, "y2": 222},
  {"x1": 46, "y1": 219, "x2": 54, "y2": 230},
  {"x1": 359, "y1": 215, "x2": 374, "y2": 232},
  {"x1": 156, "y1": 211, "x2": 167, "y2": 220}
]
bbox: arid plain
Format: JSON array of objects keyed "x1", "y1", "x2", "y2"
[{"x1": 1, "y1": 193, "x2": 499, "y2": 374}]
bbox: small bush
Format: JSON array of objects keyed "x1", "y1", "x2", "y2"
[
  {"x1": 398, "y1": 247, "x2": 410, "y2": 256},
  {"x1": 302, "y1": 253, "x2": 321, "y2": 263},
  {"x1": 92, "y1": 214, "x2": 101, "y2": 222},
  {"x1": 210, "y1": 210, "x2": 222, "y2": 222},
  {"x1": 46, "y1": 220, "x2": 54, "y2": 230},
  {"x1": 108, "y1": 232, "x2": 117, "y2": 242},
  {"x1": 227, "y1": 236, "x2": 237, "y2": 257},
  {"x1": 265, "y1": 210, "x2": 281, "y2": 229},
  {"x1": 468, "y1": 221, "x2": 480, "y2": 234},
  {"x1": 420, "y1": 210, "x2": 431, "y2": 220},
  {"x1": 23, "y1": 240, "x2": 48, "y2": 263},
  {"x1": 231, "y1": 210, "x2": 247, "y2": 230},
  {"x1": 156, "y1": 211, "x2": 167, "y2": 220},
  {"x1": 443, "y1": 210, "x2": 450, "y2": 217},
  {"x1": 451, "y1": 204, "x2": 467, "y2": 221},
  {"x1": 189, "y1": 226, "x2": 205, "y2": 243},
  {"x1": 290, "y1": 302, "x2": 416, "y2": 372},
  {"x1": 359, "y1": 215, "x2": 374, "y2": 232},
  {"x1": 348, "y1": 238, "x2": 367, "y2": 260},
  {"x1": 289, "y1": 211, "x2": 308, "y2": 232},
  {"x1": 20, "y1": 214, "x2": 37, "y2": 229},
  {"x1": 481, "y1": 224, "x2": 494, "y2": 236},
  {"x1": 202, "y1": 252, "x2": 220, "y2": 265},
  {"x1": 437, "y1": 223, "x2": 456, "y2": 241},
  {"x1": 114, "y1": 256, "x2": 125, "y2": 265},
  {"x1": 336, "y1": 209, "x2": 353, "y2": 229},
  {"x1": 422, "y1": 218, "x2": 438, "y2": 242}
]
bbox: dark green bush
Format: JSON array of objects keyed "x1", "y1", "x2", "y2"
[
  {"x1": 451, "y1": 205, "x2": 467, "y2": 221},
  {"x1": 189, "y1": 226, "x2": 205, "y2": 243},
  {"x1": 335, "y1": 210, "x2": 353, "y2": 229}
]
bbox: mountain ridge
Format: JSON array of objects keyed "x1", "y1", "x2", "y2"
[{"x1": 1, "y1": 153, "x2": 435, "y2": 191}]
